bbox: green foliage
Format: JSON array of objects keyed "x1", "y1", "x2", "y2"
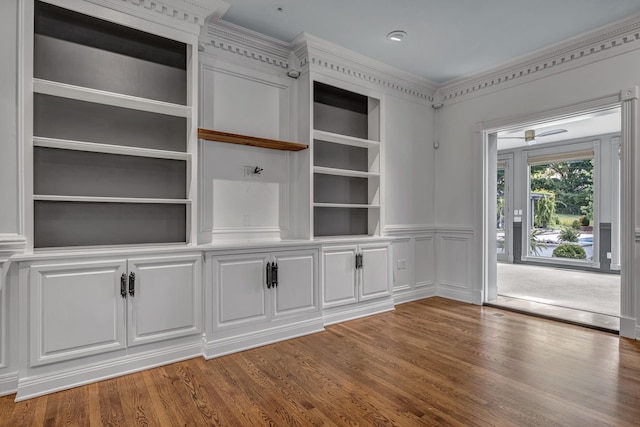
[
  {"x1": 571, "y1": 219, "x2": 580, "y2": 229},
  {"x1": 557, "y1": 227, "x2": 580, "y2": 243},
  {"x1": 529, "y1": 229, "x2": 547, "y2": 256},
  {"x1": 532, "y1": 189, "x2": 556, "y2": 228},
  {"x1": 552, "y1": 243, "x2": 586, "y2": 259},
  {"x1": 579, "y1": 215, "x2": 590, "y2": 227},
  {"x1": 530, "y1": 159, "x2": 593, "y2": 218}
]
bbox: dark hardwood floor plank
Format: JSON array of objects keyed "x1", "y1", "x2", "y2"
[{"x1": 1, "y1": 297, "x2": 640, "y2": 426}]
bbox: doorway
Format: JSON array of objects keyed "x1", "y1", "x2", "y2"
[{"x1": 482, "y1": 97, "x2": 634, "y2": 336}]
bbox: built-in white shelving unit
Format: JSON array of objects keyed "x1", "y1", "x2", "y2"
[
  {"x1": 312, "y1": 81, "x2": 382, "y2": 237},
  {"x1": 31, "y1": 0, "x2": 193, "y2": 249}
]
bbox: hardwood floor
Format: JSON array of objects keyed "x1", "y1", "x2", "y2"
[{"x1": 2, "y1": 297, "x2": 640, "y2": 426}]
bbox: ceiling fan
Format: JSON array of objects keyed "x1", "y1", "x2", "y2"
[{"x1": 498, "y1": 129, "x2": 567, "y2": 145}]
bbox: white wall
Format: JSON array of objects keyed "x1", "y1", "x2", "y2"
[
  {"x1": 385, "y1": 94, "x2": 435, "y2": 227},
  {"x1": 436, "y1": 47, "x2": 640, "y2": 321},
  {"x1": 0, "y1": 0, "x2": 19, "y2": 235}
]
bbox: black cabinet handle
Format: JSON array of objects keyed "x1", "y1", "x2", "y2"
[
  {"x1": 120, "y1": 273, "x2": 127, "y2": 298},
  {"x1": 266, "y1": 262, "x2": 272, "y2": 289},
  {"x1": 128, "y1": 272, "x2": 135, "y2": 297},
  {"x1": 272, "y1": 262, "x2": 278, "y2": 288},
  {"x1": 355, "y1": 253, "x2": 363, "y2": 269}
]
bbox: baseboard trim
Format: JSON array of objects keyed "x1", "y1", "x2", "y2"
[
  {"x1": 393, "y1": 285, "x2": 436, "y2": 305},
  {"x1": 203, "y1": 318, "x2": 325, "y2": 359},
  {"x1": 322, "y1": 298, "x2": 395, "y2": 326},
  {"x1": 15, "y1": 342, "x2": 202, "y2": 401},
  {"x1": 0, "y1": 372, "x2": 18, "y2": 397},
  {"x1": 437, "y1": 285, "x2": 473, "y2": 304}
]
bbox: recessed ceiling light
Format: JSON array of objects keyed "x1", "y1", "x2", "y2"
[{"x1": 387, "y1": 30, "x2": 407, "y2": 42}]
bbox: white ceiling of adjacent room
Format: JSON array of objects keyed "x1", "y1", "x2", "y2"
[
  {"x1": 216, "y1": 0, "x2": 640, "y2": 84},
  {"x1": 496, "y1": 108, "x2": 622, "y2": 151}
]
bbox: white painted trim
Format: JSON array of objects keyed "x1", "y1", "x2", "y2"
[
  {"x1": 15, "y1": 342, "x2": 203, "y2": 401},
  {"x1": 33, "y1": 79, "x2": 192, "y2": 118},
  {"x1": 202, "y1": 318, "x2": 324, "y2": 359},
  {"x1": 33, "y1": 137, "x2": 191, "y2": 161},
  {"x1": 384, "y1": 225, "x2": 435, "y2": 235},
  {"x1": 0, "y1": 372, "x2": 18, "y2": 397},
  {"x1": 0, "y1": 235, "x2": 27, "y2": 260},
  {"x1": 440, "y1": 13, "x2": 640, "y2": 103},
  {"x1": 393, "y1": 286, "x2": 436, "y2": 305},
  {"x1": 481, "y1": 89, "x2": 638, "y2": 338},
  {"x1": 45, "y1": 0, "x2": 228, "y2": 36},
  {"x1": 322, "y1": 298, "x2": 394, "y2": 326}
]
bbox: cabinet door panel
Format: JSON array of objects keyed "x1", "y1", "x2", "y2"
[
  {"x1": 273, "y1": 250, "x2": 317, "y2": 318},
  {"x1": 322, "y1": 246, "x2": 358, "y2": 307},
  {"x1": 360, "y1": 245, "x2": 391, "y2": 301},
  {"x1": 213, "y1": 254, "x2": 269, "y2": 329},
  {"x1": 29, "y1": 260, "x2": 127, "y2": 366},
  {"x1": 127, "y1": 255, "x2": 202, "y2": 347}
]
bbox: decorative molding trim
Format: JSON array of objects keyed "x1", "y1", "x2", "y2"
[
  {"x1": 15, "y1": 341, "x2": 202, "y2": 401},
  {"x1": 0, "y1": 372, "x2": 18, "y2": 397},
  {"x1": 202, "y1": 318, "x2": 324, "y2": 359},
  {"x1": 200, "y1": 22, "x2": 437, "y2": 102},
  {"x1": 300, "y1": 33, "x2": 436, "y2": 102},
  {"x1": 439, "y1": 13, "x2": 640, "y2": 103},
  {"x1": 202, "y1": 19, "x2": 291, "y2": 70},
  {"x1": 83, "y1": 0, "x2": 229, "y2": 33},
  {"x1": 322, "y1": 298, "x2": 394, "y2": 326},
  {"x1": 0, "y1": 234, "x2": 27, "y2": 261},
  {"x1": 436, "y1": 226, "x2": 474, "y2": 235},
  {"x1": 393, "y1": 286, "x2": 436, "y2": 305},
  {"x1": 384, "y1": 225, "x2": 435, "y2": 236}
]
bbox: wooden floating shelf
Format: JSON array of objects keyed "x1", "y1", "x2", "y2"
[{"x1": 198, "y1": 128, "x2": 308, "y2": 151}]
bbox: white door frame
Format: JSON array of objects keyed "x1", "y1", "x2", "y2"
[
  {"x1": 480, "y1": 89, "x2": 637, "y2": 339},
  {"x1": 496, "y1": 154, "x2": 513, "y2": 263}
]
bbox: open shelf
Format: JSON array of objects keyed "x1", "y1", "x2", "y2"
[
  {"x1": 198, "y1": 128, "x2": 308, "y2": 151},
  {"x1": 314, "y1": 166, "x2": 380, "y2": 178},
  {"x1": 31, "y1": 0, "x2": 193, "y2": 250},
  {"x1": 34, "y1": 201, "x2": 187, "y2": 248},
  {"x1": 313, "y1": 130, "x2": 379, "y2": 149},
  {"x1": 34, "y1": 94, "x2": 188, "y2": 152},
  {"x1": 311, "y1": 81, "x2": 382, "y2": 238},
  {"x1": 34, "y1": 79, "x2": 191, "y2": 118},
  {"x1": 33, "y1": 137, "x2": 190, "y2": 161},
  {"x1": 34, "y1": 0, "x2": 186, "y2": 104}
]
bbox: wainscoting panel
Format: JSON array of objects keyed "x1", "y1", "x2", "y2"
[
  {"x1": 437, "y1": 228, "x2": 474, "y2": 303},
  {"x1": 385, "y1": 226, "x2": 436, "y2": 304}
]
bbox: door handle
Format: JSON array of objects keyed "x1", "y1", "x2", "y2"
[
  {"x1": 120, "y1": 273, "x2": 127, "y2": 298},
  {"x1": 272, "y1": 262, "x2": 278, "y2": 288},
  {"x1": 128, "y1": 272, "x2": 135, "y2": 297},
  {"x1": 266, "y1": 262, "x2": 272, "y2": 289}
]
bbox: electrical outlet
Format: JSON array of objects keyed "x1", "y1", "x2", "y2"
[{"x1": 396, "y1": 260, "x2": 403, "y2": 269}]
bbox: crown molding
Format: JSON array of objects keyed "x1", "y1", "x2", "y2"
[
  {"x1": 201, "y1": 19, "x2": 291, "y2": 70},
  {"x1": 296, "y1": 33, "x2": 437, "y2": 102},
  {"x1": 83, "y1": 0, "x2": 229, "y2": 35},
  {"x1": 439, "y1": 12, "x2": 640, "y2": 104},
  {"x1": 201, "y1": 21, "x2": 437, "y2": 102}
]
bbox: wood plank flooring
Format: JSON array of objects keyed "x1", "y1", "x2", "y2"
[{"x1": 2, "y1": 297, "x2": 640, "y2": 426}]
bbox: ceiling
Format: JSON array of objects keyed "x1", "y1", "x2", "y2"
[
  {"x1": 496, "y1": 107, "x2": 621, "y2": 151},
  {"x1": 217, "y1": 0, "x2": 640, "y2": 84}
]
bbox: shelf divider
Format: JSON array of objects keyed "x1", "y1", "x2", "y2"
[
  {"x1": 33, "y1": 137, "x2": 190, "y2": 161},
  {"x1": 33, "y1": 195, "x2": 191, "y2": 204},
  {"x1": 198, "y1": 128, "x2": 308, "y2": 151}
]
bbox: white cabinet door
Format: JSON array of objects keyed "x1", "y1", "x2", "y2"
[
  {"x1": 272, "y1": 250, "x2": 318, "y2": 319},
  {"x1": 127, "y1": 255, "x2": 202, "y2": 347},
  {"x1": 322, "y1": 246, "x2": 358, "y2": 308},
  {"x1": 212, "y1": 253, "x2": 270, "y2": 330},
  {"x1": 29, "y1": 260, "x2": 127, "y2": 366},
  {"x1": 360, "y1": 244, "x2": 391, "y2": 301}
]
